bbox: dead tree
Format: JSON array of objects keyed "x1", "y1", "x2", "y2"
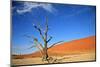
[{"x1": 25, "y1": 16, "x2": 63, "y2": 62}]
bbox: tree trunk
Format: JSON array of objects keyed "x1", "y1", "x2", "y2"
[
  {"x1": 42, "y1": 43, "x2": 48, "y2": 61},
  {"x1": 43, "y1": 48, "x2": 48, "y2": 61}
]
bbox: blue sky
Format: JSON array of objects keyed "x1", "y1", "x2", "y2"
[{"x1": 12, "y1": 1, "x2": 96, "y2": 54}]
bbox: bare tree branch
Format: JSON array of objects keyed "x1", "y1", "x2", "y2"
[
  {"x1": 48, "y1": 41, "x2": 64, "y2": 49},
  {"x1": 26, "y1": 39, "x2": 44, "y2": 57},
  {"x1": 24, "y1": 35, "x2": 44, "y2": 50},
  {"x1": 47, "y1": 36, "x2": 52, "y2": 43},
  {"x1": 44, "y1": 16, "x2": 48, "y2": 41},
  {"x1": 34, "y1": 40, "x2": 44, "y2": 55},
  {"x1": 23, "y1": 34, "x2": 44, "y2": 57},
  {"x1": 37, "y1": 22, "x2": 43, "y2": 31},
  {"x1": 27, "y1": 45, "x2": 36, "y2": 49},
  {"x1": 32, "y1": 23, "x2": 45, "y2": 41}
]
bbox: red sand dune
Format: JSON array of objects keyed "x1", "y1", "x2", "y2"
[{"x1": 12, "y1": 36, "x2": 96, "y2": 59}]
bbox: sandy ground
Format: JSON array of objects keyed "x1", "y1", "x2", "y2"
[
  {"x1": 12, "y1": 36, "x2": 96, "y2": 66},
  {"x1": 12, "y1": 51, "x2": 96, "y2": 66}
]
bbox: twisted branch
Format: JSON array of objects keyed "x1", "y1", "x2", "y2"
[{"x1": 48, "y1": 41, "x2": 63, "y2": 49}]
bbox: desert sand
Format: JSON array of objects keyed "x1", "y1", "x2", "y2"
[{"x1": 12, "y1": 36, "x2": 96, "y2": 66}]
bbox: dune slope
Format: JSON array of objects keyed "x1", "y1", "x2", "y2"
[{"x1": 12, "y1": 36, "x2": 96, "y2": 59}]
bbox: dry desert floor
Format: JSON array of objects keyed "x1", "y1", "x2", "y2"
[
  {"x1": 12, "y1": 36, "x2": 96, "y2": 66},
  {"x1": 12, "y1": 51, "x2": 95, "y2": 66}
]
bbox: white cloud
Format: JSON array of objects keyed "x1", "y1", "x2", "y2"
[{"x1": 16, "y1": 2, "x2": 56, "y2": 14}]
